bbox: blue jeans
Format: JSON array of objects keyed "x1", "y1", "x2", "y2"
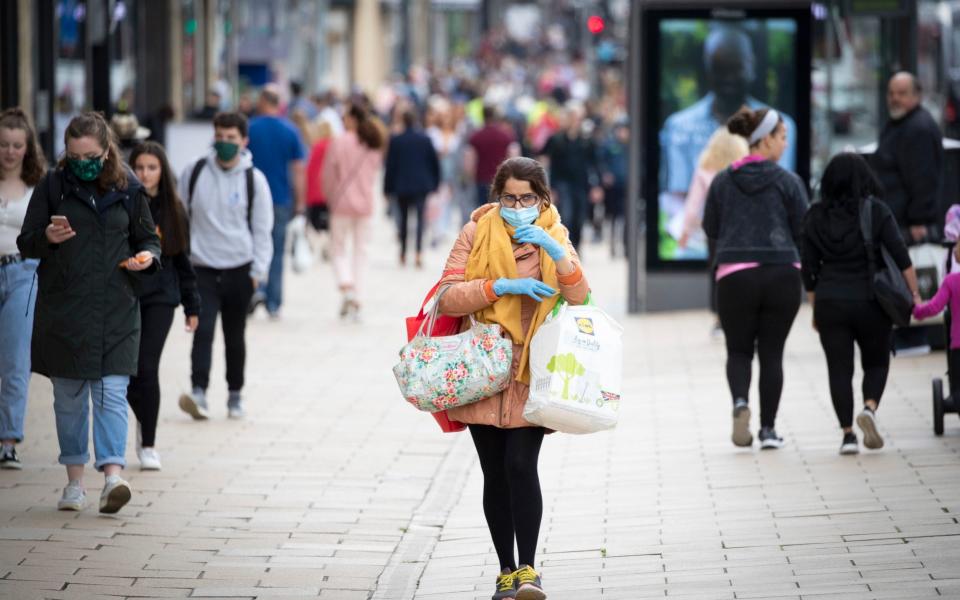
[
  {"x1": 52, "y1": 376, "x2": 129, "y2": 471},
  {"x1": 0, "y1": 259, "x2": 38, "y2": 442},
  {"x1": 263, "y1": 203, "x2": 292, "y2": 313}
]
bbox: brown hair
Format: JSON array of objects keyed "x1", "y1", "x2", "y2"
[
  {"x1": 129, "y1": 141, "x2": 189, "y2": 256},
  {"x1": 726, "y1": 107, "x2": 782, "y2": 147},
  {"x1": 213, "y1": 111, "x2": 249, "y2": 137},
  {"x1": 349, "y1": 104, "x2": 385, "y2": 150},
  {"x1": 58, "y1": 111, "x2": 127, "y2": 191},
  {"x1": 490, "y1": 157, "x2": 552, "y2": 208},
  {"x1": 0, "y1": 107, "x2": 46, "y2": 186}
]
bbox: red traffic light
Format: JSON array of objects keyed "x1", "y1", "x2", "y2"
[{"x1": 587, "y1": 15, "x2": 605, "y2": 35}]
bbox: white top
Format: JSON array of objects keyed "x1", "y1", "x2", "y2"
[{"x1": 0, "y1": 187, "x2": 33, "y2": 256}]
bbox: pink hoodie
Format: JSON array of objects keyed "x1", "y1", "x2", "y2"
[{"x1": 321, "y1": 131, "x2": 383, "y2": 218}]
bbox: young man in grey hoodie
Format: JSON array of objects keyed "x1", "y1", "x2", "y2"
[{"x1": 177, "y1": 112, "x2": 274, "y2": 420}]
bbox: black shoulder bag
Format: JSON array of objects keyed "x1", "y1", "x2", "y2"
[{"x1": 860, "y1": 197, "x2": 913, "y2": 326}]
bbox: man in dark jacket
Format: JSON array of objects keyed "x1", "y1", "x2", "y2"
[
  {"x1": 870, "y1": 72, "x2": 944, "y2": 244},
  {"x1": 384, "y1": 109, "x2": 440, "y2": 268}
]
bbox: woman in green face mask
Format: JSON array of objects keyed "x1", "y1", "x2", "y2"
[{"x1": 16, "y1": 111, "x2": 161, "y2": 514}]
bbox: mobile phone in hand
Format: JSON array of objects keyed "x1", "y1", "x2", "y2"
[{"x1": 51, "y1": 215, "x2": 71, "y2": 229}]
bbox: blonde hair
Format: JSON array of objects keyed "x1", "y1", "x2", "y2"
[
  {"x1": 698, "y1": 128, "x2": 750, "y2": 172},
  {"x1": 315, "y1": 120, "x2": 333, "y2": 141}
]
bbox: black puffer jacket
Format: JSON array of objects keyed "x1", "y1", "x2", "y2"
[
  {"x1": 136, "y1": 196, "x2": 200, "y2": 315},
  {"x1": 17, "y1": 168, "x2": 161, "y2": 379},
  {"x1": 801, "y1": 198, "x2": 912, "y2": 301},
  {"x1": 702, "y1": 160, "x2": 809, "y2": 264}
]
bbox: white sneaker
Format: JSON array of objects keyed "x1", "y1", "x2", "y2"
[
  {"x1": 179, "y1": 389, "x2": 209, "y2": 420},
  {"x1": 227, "y1": 405, "x2": 245, "y2": 420},
  {"x1": 138, "y1": 448, "x2": 162, "y2": 471},
  {"x1": 856, "y1": 408, "x2": 884, "y2": 450},
  {"x1": 99, "y1": 476, "x2": 132, "y2": 514},
  {"x1": 57, "y1": 481, "x2": 86, "y2": 511}
]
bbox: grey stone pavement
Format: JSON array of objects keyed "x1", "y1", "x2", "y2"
[{"x1": 1, "y1": 123, "x2": 959, "y2": 599}]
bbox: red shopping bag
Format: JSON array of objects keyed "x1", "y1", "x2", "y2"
[{"x1": 406, "y1": 270, "x2": 467, "y2": 433}]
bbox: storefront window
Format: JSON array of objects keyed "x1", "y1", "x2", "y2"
[{"x1": 54, "y1": 0, "x2": 87, "y2": 157}]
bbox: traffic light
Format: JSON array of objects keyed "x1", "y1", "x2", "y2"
[{"x1": 587, "y1": 15, "x2": 605, "y2": 35}]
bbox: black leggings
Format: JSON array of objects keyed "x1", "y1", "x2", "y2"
[
  {"x1": 814, "y1": 299, "x2": 892, "y2": 428},
  {"x1": 192, "y1": 265, "x2": 254, "y2": 392},
  {"x1": 397, "y1": 194, "x2": 426, "y2": 257},
  {"x1": 469, "y1": 425, "x2": 545, "y2": 571},
  {"x1": 717, "y1": 265, "x2": 801, "y2": 428},
  {"x1": 127, "y1": 304, "x2": 175, "y2": 447}
]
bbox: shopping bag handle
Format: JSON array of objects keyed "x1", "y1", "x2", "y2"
[
  {"x1": 550, "y1": 291, "x2": 594, "y2": 319},
  {"x1": 416, "y1": 269, "x2": 465, "y2": 318}
]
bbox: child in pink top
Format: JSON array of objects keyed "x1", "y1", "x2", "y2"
[{"x1": 913, "y1": 271, "x2": 960, "y2": 349}]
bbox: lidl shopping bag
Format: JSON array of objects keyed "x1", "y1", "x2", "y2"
[{"x1": 525, "y1": 302, "x2": 623, "y2": 433}]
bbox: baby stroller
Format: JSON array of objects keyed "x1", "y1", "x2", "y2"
[{"x1": 932, "y1": 206, "x2": 960, "y2": 435}]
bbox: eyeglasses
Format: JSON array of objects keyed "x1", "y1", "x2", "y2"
[{"x1": 498, "y1": 193, "x2": 540, "y2": 208}]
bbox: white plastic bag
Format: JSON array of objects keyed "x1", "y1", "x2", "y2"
[
  {"x1": 288, "y1": 215, "x2": 313, "y2": 274},
  {"x1": 525, "y1": 301, "x2": 623, "y2": 434}
]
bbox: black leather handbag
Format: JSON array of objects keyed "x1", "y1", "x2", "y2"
[{"x1": 860, "y1": 197, "x2": 913, "y2": 326}]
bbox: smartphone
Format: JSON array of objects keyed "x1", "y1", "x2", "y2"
[{"x1": 50, "y1": 215, "x2": 71, "y2": 229}]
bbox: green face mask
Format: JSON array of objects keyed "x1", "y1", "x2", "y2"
[
  {"x1": 67, "y1": 155, "x2": 105, "y2": 181},
  {"x1": 214, "y1": 141, "x2": 240, "y2": 162}
]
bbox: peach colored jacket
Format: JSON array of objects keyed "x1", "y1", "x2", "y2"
[
  {"x1": 321, "y1": 131, "x2": 383, "y2": 217},
  {"x1": 438, "y1": 204, "x2": 590, "y2": 429}
]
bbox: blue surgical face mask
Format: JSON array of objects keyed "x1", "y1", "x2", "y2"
[{"x1": 500, "y1": 205, "x2": 539, "y2": 228}]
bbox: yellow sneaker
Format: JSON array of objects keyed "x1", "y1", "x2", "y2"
[
  {"x1": 514, "y1": 565, "x2": 545, "y2": 600},
  {"x1": 492, "y1": 568, "x2": 516, "y2": 600}
]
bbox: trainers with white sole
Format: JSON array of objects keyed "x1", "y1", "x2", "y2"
[
  {"x1": 99, "y1": 476, "x2": 132, "y2": 514},
  {"x1": 138, "y1": 448, "x2": 162, "y2": 471},
  {"x1": 179, "y1": 388, "x2": 209, "y2": 420},
  {"x1": 58, "y1": 481, "x2": 86, "y2": 511},
  {"x1": 731, "y1": 399, "x2": 753, "y2": 447},
  {"x1": 856, "y1": 407, "x2": 884, "y2": 449}
]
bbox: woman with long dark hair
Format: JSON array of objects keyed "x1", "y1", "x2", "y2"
[
  {"x1": 18, "y1": 111, "x2": 160, "y2": 513},
  {"x1": 128, "y1": 142, "x2": 200, "y2": 470},
  {"x1": 802, "y1": 153, "x2": 919, "y2": 454},
  {"x1": 321, "y1": 103, "x2": 385, "y2": 321},
  {"x1": 438, "y1": 157, "x2": 589, "y2": 600},
  {"x1": 0, "y1": 108, "x2": 46, "y2": 469},
  {"x1": 703, "y1": 107, "x2": 809, "y2": 450}
]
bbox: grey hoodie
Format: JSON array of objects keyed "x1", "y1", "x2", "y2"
[
  {"x1": 177, "y1": 150, "x2": 274, "y2": 281},
  {"x1": 702, "y1": 160, "x2": 808, "y2": 265}
]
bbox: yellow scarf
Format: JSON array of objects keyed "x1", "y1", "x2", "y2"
[{"x1": 465, "y1": 204, "x2": 567, "y2": 384}]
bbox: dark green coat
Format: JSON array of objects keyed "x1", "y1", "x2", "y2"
[{"x1": 17, "y1": 168, "x2": 161, "y2": 380}]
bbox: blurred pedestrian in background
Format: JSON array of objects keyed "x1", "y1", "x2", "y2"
[
  {"x1": 600, "y1": 119, "x2": 630, "y2": 258},
  {"x1": 703, "y1": 107, "x2": 808, "y2": 451},
  {"x1": 128, "y1": 142, "x2": 200, "y2": 471},
  {"x1": 467, "y1": 106, "x2": 519, "y2": 212},
  {"x1": 802, "y1": 153, "x2": 918, "y2": 455},
  {"x1": 0, "y1": 108, "x2": 45, "y2": 470},
  {"x1": 384, "y1": 108, "x2": 440, "y2": 269},
  {"x1": 539, "y1": 106, "x2": 602, "y2": 251},
  {"x1": 177, "y1": 112, "x2": 273, "y2": 422},
  {"x1": 305, "y1": 120, "x2": 333, "y2": 257},
  {"x1": 247, "y1": 85, "x2": 307, "y2": 319},
  {"x1": 322, "y1": 103, "x2": 385, "y2": 321},
  {"x1": 18, "y1": 112, "x2": 161, "y2": 513},
  {"x1": 426, "y1": 98, "x2": 465, "y2": 247}
]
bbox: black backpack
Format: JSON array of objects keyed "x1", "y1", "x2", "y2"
[{"x1": 187, "y1": 158, "x2": 255, "y2": 232}]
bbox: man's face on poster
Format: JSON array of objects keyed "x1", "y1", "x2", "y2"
[{"x1": 707, "y1": 44, "x2": 751, "y2": 104}]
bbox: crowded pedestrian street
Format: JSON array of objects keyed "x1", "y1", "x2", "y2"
[{"x1": 0, "y1": 124, "x2": 956, "y2": 599}]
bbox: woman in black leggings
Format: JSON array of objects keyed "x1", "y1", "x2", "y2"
[
  {"x1": 801, "y1": 153, "x2": 918, "y2": 454},
  {"x1": 128, "y1": 143, "x2": 200, "y2": 470},
  {"x1": 703, "y1": 107, "x2": 809, "y2": 449}
]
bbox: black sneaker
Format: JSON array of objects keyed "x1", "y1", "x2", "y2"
[
  {"x1": 0, "y1": 445, "x2": 22, "y2": 470},
  {"x1": 758, "y1": 426, "x2": 784, "y2": 450},
  {"x1": 856, "y1": 407, "x2": 884, "y2": 450},
  {"x1": 840, "y1": 432, "x2": 859, "y2": 455},
  {"x1": 247, "y1": 290, "x2": 266, "y2": 316},
  {"x1": 491, "y1": 568, "x2": 517, "y2": 600},
  {"x1": 732, "y1": 399, "x2": 753, "y2": 447}
]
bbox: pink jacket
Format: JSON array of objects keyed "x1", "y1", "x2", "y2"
[
  {"x1": 437, "y1": 204, "x2": 590, "y2": 429},
  {"x1": 321, "y1": 131, "x2": 383, "y2": 217},
  {"x1": 914, "y1": 272, "x2": 960, "y2": 349}
]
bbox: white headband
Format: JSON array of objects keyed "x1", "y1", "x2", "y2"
[{"x1": 748, "y1": 109, "x2": 780, "y2": 145}]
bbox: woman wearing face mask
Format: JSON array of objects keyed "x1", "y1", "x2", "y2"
[
  {"x1": 438, "y1": 157, "x2": 590, "y2": 600},
  {"x1": 128, "y1": 142, "x2": 200, "y2": 471},
  {"x1": 0, "y1": 108, "x2": 46, "y2": 469},
  {"x1": 703, "y1": 107, "x2": 809, "y2": 450},
  {"x1": 17, "y1": 112, "x2": 161, "y2": 514}
]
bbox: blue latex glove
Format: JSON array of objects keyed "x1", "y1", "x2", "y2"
[
  {"x1": 493, "y1": 278, "x2": 557, "y2": 302},
  {"x1": 513, "y1": 224, "x2": 567, "y2": 261}
]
